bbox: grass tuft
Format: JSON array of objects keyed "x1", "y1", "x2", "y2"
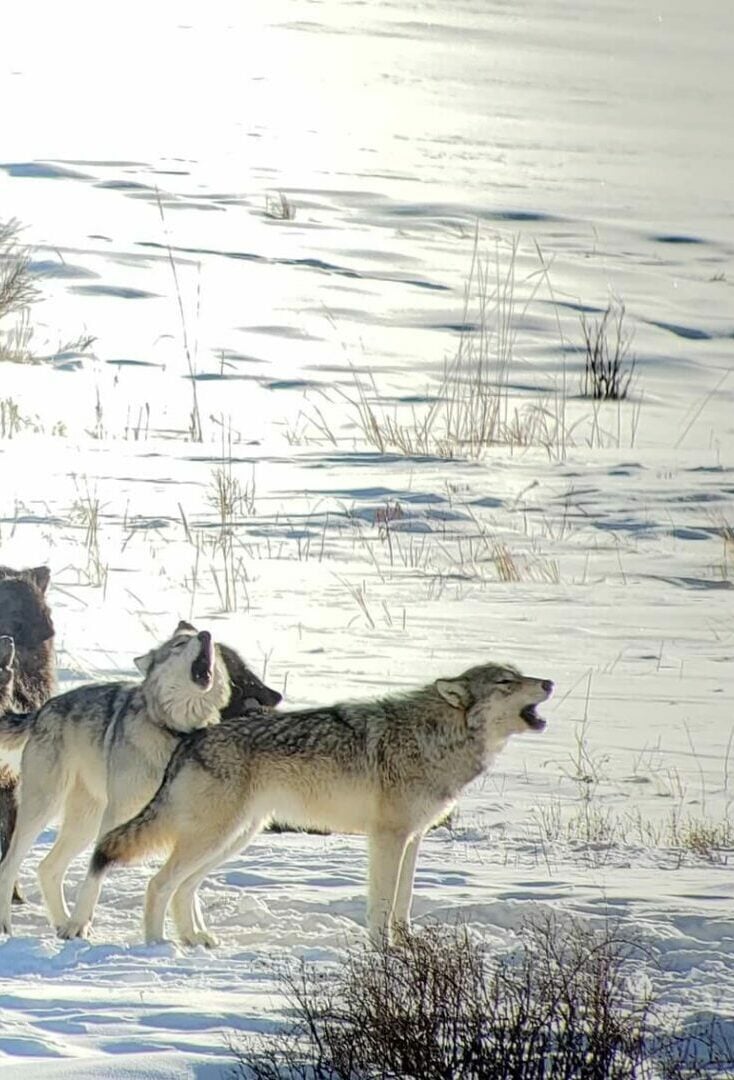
[
  {"x1": 341, "y1": 236, "x2": 571, "y2": 460},
  {"x1": 265, "y1": 192, "x2": 296, "y2": 221},
  {"x1": 580, "y1": 302, "x2": 636, "y2": 400}
]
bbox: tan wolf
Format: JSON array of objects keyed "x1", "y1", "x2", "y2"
[{"x1": 83, "y1": 662, "x2": 553, "y2": 947}]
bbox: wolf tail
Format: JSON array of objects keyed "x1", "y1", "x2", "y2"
[
  {"x1": 91, "y1": 791, "x2": 172, "y2": 876},
  {"x1": 0, "y1": 711, "x2": 35, "y2": 750},
  {"x1": 90, "y1": 746, "x2": 190, "y2": 876}
]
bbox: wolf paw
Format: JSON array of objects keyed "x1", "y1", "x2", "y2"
[
  {"x1": 57, "y1": 919, "x2": 91, "y2": 940},
  {"x1": 0, "y1": 917, "x2": 12, "y2": 936},
  {"x1": 181, "y1": 929, "x2": 219, "y2": 949}
]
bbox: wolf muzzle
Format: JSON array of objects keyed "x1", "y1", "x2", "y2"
[{"x1": 190, "y1": 631, "x2": 214, "y2": 689}]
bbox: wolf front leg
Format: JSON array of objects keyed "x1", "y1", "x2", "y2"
[
  {"x1": 366, "y1": 829, "x2": 411, "y2": 945},
  {"x1": 0, "y1": 761, "x2": 66, "y2": 934},
  {"x1": 59, "y1": 783, "x2": 148, "y2": 939},
  {"x1": 391, "y1": 832, "x2": 423, "y2": 936}
]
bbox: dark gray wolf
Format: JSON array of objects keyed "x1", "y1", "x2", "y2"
[
  {"x1": 0, "y1": 564, "x2": 56, "y2": 903},
  {"x1": 0, "y1": 565, "x2": 55, "y2": 711},
  {"x1": 206, "y1": 640, "x2": 281, "y2": 718},
  {"x1": 0, "y1": 637, "x2": 18, "y2": 874},
  {"x1": 84, "y1": 662, "x2": 553, "y2": 947},
  {"x1": 0, "y1": 621, "x2": 265, "y2": 937}
]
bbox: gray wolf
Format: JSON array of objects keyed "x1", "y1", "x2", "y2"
[
  {"x1": 0, "y1": 621, "x2": 234, "y2": 937},
  {"x1": 0, "y1": 565, "x2": 55, "y2": 711},
  {"x1": 0, "y1": 637, "x2": 18, "y2": 874},
  {"x1": 85, "y1": 662, "x2": 553, "y2": 947},
  {"x1": 0, "y1": 564, "x2": 56, "y2": 904},
  {"x1": 170, "y1": 621, "x2": 282, "y2": 718},
  {"x1": 208, "y1": 640, "x2": 281, "y2": 717}
]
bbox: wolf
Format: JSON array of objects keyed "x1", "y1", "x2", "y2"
[
  {"x1": 0, "y1": 565, "x2": 55, "y2": 710},
  {"x1": 0, "y1": 622, "x2": 234, "y2": 937},
  {"x1": 81, "y1": 662, "x2": 553, "y2": 948},
  {"x1": 0, "y1": 637, "x2": 18, "y2": 868},
  {"x1": 0, "y1": 564, "x2": 56, "y2": 903},
  {"x1": 212, "y1": 641, "x2": 281, "y2": 717}
]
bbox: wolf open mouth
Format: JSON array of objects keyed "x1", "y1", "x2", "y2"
[
  {"x1": 520, "y1": 703, "x2": 546, "y2": 731},
  {"x1": 190, "y1": 634, "x2": 214, "y2": 689}
]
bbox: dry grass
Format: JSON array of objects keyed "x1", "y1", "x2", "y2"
[
  {"x1": 265, "y1": 191, "x2": 296, "y2": 221},
  {"x1": 580, "y1": 302, "x2": 636, "y2": 400},
  {"x1": 342, "y1": 236, "x2": 572, "y2": 460},
  {"x1": 0, "y1": 221, "x2": 40, "y2": 365},
  {"x1": 69, "y1": 478, "x2": 109, "y2": 591},
  {"x1": 0, "y1": 218, "x2": 39, "y2": 322},
  {"x1": 155, "y1": 193, "x2": 203, "y2": 442}
]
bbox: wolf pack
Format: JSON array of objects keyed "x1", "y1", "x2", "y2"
[{"x1": 0, "y1": 564, "x2": 553, "y2": 948}]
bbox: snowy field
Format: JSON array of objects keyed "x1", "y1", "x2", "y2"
[{"x1": 0, "y1": 0, "x2": 733, "y2": 1075}]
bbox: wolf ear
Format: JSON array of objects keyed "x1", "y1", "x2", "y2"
[
  {"x1": 134, "y1": 650, "x2": 155, "y2": 675},
  {"x1": 176, "y1": 620, "x2": 196, "y2": 634},
  {"x1": 30, "y1": 566, "x2": 51, "y2": 594},
  {"x1": 435, "y1": 678, "x2": 471, "y2": 710}
]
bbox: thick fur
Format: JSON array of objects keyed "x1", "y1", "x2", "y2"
[
  {"x1": 87, "y1": 663, "x2": 554, "y2": 948},
  {"x1": 211, "y1": 642, "x2": 281, "y2": 717},
  {"x1": 0, "y1": 566, "x2": 55, "y2": 711},
  {"x1": 0, "y1": 638, "x2": 18, "y2": 879},
  {"x1": 0, "y1": 623, "x2": 233, "y2": 937},
  {"x1": 0, "y1": 565, "x2": 56, "y2": 903}
]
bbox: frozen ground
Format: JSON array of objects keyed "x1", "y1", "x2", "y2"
[{"x1": 0, "y1": 0, "x2": 733, "y2": 1075}]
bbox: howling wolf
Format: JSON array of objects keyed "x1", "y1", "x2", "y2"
[
  {"x1": 0, "y1": 622, "x2": 240, "y2": 937},
  {"x1": 82, "y1": 662, "x2": 553, "y2": 947}
]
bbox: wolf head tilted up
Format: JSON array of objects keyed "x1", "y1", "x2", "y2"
[
  {"x1": 134, "y1": 621, "x2": 232, "y2": 733},
  {"x1": 172, "y1": 621, "x2": 282, "y2": 718}
]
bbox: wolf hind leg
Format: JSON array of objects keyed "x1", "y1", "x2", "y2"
[
  {"x1": 144, "y1": 813, "x2": 244, "y2": 945},
  {"x1": 0, "y1": 777, "x2": 24, "y2": 904},
  {"x1": 38, "y1": 783, "x2": 103, "y2": 929},
  {"x1": 366, "y1": 829, "x2": 411, "y2": 946},
  {"x1": 170, "y1": 818, "x2": 266, "y2": 947}
]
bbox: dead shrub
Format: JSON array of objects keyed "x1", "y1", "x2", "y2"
[
  {"x1": 234, "y1": 915, "x2": 732, "y2": 1079},
  {"x1": 0, "y1": 218, "x2": 39, "y2": 323}
]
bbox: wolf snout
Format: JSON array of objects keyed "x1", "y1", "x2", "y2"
[
  {"x1": 190, "y1": 631, "x2": 215, "y2": 688},
  {"x1": 541, "y1": 679, "x2": 554, "y2": 696}
]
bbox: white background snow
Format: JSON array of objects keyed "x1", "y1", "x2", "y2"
[{"x1": 0, "y1": 0, "x2": 733, "y2": 1075}]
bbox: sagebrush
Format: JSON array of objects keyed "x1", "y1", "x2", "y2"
[{"x1": 235, "y1": 915, "x2": 733, "y2": 1079}]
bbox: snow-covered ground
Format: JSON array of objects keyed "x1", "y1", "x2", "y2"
[{"x1": 0, "y1": 0, "x2": 733, "y2": 1075}]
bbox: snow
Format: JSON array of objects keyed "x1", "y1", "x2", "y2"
[{"x1": 0, "y1": 0, "x2": 733, "y2": 1074}]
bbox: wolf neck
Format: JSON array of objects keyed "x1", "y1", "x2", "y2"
[
  {"x1": 141, "y1": 660, "x2": 229, "y2": 733},
  {"x1": 401, "y1": 688, "x2": 505, "y2": 785},
  {"x1": 142, "y1": 685, "x2": 220, "y2": 733},
  {"x1": 11, "y1": 641, "x2": 55, "y2": 711}
]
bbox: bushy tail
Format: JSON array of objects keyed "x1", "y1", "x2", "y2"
[
  {"x1": 0, "y1": 710, "x2": 35, "y2": 750},
  {"x1": 91, "y1": 790, "x2": 172, "y2": 876}
]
